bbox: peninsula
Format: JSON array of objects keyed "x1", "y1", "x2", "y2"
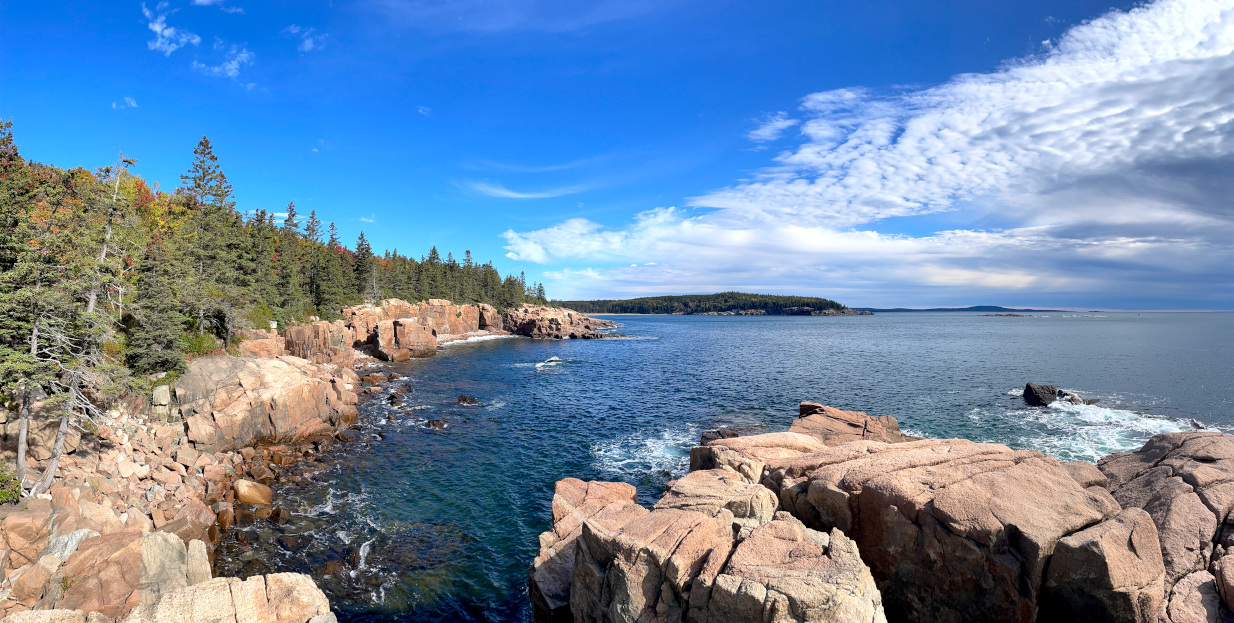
[{"x1": 557, "y1": 292, "x2": 871, "y2": 316}]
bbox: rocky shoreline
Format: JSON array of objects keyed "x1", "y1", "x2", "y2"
[
  {"x1": 0, "y1": 300, "x2": 614, "y2": 622},
  {"x1": 529, "y1": 403, "x2": 1234, "y2": 623}
]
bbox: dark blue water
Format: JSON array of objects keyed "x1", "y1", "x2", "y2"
[{"x1": 214, "y1": 312, "x2": 1234, "y2": 622}]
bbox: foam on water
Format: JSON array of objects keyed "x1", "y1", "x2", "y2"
[
  {"x1": 440, "y1": 334, "x2": 520, "y2": 347},
  {"x1": 591, "y1": 426, "x2": 697, "y2": 501}
]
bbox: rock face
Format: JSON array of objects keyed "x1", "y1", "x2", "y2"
[
  {"x1": 117, "y1": 572, "x2": 332, "y2": 623},
  {"x1": 789, "y1": 402, "x2": 911, "y2": 446},
  {"x1": 283, "y1": 321, "x2": 355, "y2": 368},
  {"x1": 176, "y1": 356, "x2": 359, "y2": 452},
  {"x1": 1099, "y1": 432, "x2": 1234, "y2": 622},
  {"x1": 501, "y1": 305, "x2": 617, "y2": 339},
  {"x1": 707, "y1": 513, "x2": 885, "y2": 623},
  {"x1": 531, "y1": 474, "x2": 886, "y2": 623}
]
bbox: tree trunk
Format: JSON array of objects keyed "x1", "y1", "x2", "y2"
[
  {"x1": 31, "y1": 379, "x2": 75, "y2": 496},
  {"x1": 15, "y1": 386, "x2": 31, "y2": 490}
]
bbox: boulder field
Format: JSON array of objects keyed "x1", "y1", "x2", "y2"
[
  {"x1": 531, "y1": 402, "x2": 1234, "y2": 623},
  {"x1": 0, "y1": 299, "x2": 614, "y2": 621}
]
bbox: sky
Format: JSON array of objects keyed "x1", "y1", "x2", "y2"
[{"x1": 3, "y1": 0, "x2": 1233, "y2": 309}]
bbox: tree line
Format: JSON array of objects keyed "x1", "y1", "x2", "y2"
[
  {"x1": 0, "y1": 122, "x2": 545, "y2": 494},
  {"x1": 558, "y1": 291, "x2": 849, "y2": 315}
]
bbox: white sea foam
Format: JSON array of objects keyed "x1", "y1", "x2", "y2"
[
  {"x1": 1011, "y1": 400, "x2": 1189, "y2": 462},
  {"x1": 590, "y1": 426, "x2": 698, "y2": 481},
  {"x1": 439, "y1": 334, "x2": 519, "y2": 348}
]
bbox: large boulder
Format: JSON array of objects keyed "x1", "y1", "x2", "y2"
[
  {"x1": 761, "y1": 438, "x2": 1121, "y2": 623},
  {"x1": 529, "y1": 479, "x2": 646, "y2": 623},
  {"x1": 1099, "y1": 432, "x2": 1234, "y2": 621},
  {"x1": 707, "y1": 513, "x2": 885, "y2": 623},
  {"x1": 789, "y1": 402, "x2": 911, "y2": 446},
  {"x1": 176, "y1": 356, "x2": 358, "y2": 452},
  {"x1": 653, "y1": 469, "x2": 778, "y2": 537},
  {"x1": 118, "y1": 572, "x2": 331, "y2": 622},
  {"x1": 690, "y1": 432, "x2": 827, "y2": 483},
  {"x1": 1040, "y1": 508, "x2": 1166, "y2": 623}
]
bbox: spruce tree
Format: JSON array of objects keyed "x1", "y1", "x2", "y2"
[{"x1": 127, "y1": 235, "x2": 186, "y2": 374}]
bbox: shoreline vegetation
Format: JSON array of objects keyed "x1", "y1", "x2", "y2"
[{"x1": 557, "y1": 292, "x2": 871, "y2": 316}]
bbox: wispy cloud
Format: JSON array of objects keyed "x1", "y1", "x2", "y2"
[
  {"x1": 359, "y1": 214, "x2": 377, "y2": 223},
  {"x1": 464, "y1": 180, "x2": 589, "y2": 199},
  {"x1": 285, "y1": 24, "x2": 328, "y2": 52},
  {"x1": 192, "y1": 41, "x2": 254, "y2": 79},
  {"x1": 746, "y1": 111, "x2": 799, "y2": 142},
  {"x1": 141, "y1": 3, "x2": 201, "y2": 56},
  {"x1": 506, "y1": 0, "x2": 1234, "y2": 307},
  {"x1": 111, "y1": 97, "x2": 139, "y2": 109},
  {"x1": 416, "y1": 105, "x2": 432, "y2": 116},
  {"x1": 467, "y1": 156, "x2": 598, "y2": 173},
  {"x1": 191, "y1": 0, "x2": 244, "y2": 13}
]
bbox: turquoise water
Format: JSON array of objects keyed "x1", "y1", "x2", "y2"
[{"x1": 213, "y1": 312, "x2": 1234, "y2": 622}]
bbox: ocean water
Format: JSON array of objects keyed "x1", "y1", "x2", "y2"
[{"x1": 213, "y1": 312, "x2": 1234, "y2": 622}]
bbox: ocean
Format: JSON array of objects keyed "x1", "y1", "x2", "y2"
[{"x1": 212, "y1": 311, "x2": 1234, "y2": 622}]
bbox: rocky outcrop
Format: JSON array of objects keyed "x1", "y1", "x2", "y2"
[
  {"x1": 1024, "y1": 383, "x2": 1096, "y2": 407},
  {"x1": 283, "y1": 321, "x2": 355, "y2": 368},
  {"x1": 531, "y1": 474, "x2": 885, "y2": 623},
  {"x1": 373, "y1": 319, "x2": 435, "y2": 362},
  {"x1": 537, "y1": 403, "x2": 1207, "y2": 623},
  {"x1": 1099, "y1": 432, "x2": 1234, "y2": 622},
  {"x1": 788, "y1": 402, "x2": 912, "y2": 446},
  {"x1": 175, "y1": 356, "x2": 359, "y2": 453},
  {"x1": 501, "y1": 305, "x2": 618, "y2": 340},
  {"x1": 119, "y1": 572, "x2": 332, "y2": 623}
]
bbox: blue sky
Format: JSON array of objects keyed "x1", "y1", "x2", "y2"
[{"x1": 4, "y1": 0, "x2": 1234, "y2": 308}]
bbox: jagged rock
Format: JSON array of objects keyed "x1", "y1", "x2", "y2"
[
  {"x1": 529, "y1": 479, "x2": 645, "y2": 623},
  {"x1": 501, "y1": 305, "x2": 617, "y2": 339},
  {"x1": 0, "y1": 611, "x2": 89, "y2": 622},
  {"x1": 1165, "y1": 571, "x2": 1232, "y2": 623},
  {"x1": 789, "y1": 402, "x2": 911, "y2": 446},
  {"x1": 1040, "y1": 508, "x2": 1165, "y2": 623},
  {"x1": 118, "y1": 572, "x2": 331, "y2": 623},
  {"x1": 374, "y1": 319, "x2": 436, "y2": 362},
  {"x1": 653, "y1": 469, "x2": 778, "y2": 536},
  {"x1": 1023, "y1": 383, "x2": 1096, "y2": 407},
  {"x1": 760, "y1": 438, "x2": 1120, "y2": 622},
  {"x1": 707, "y1": 513, "x2": 885, "y2": 623},
  {"x1": 283, "y1": 321, "x2": 354, "y2": 367},
  {"x1": 176, "y1": 356, "x2": 358, "y2": 452}
]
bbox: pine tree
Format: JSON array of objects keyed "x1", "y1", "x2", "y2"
[
  {"x1": 353, "y1": 231, "x2": 377, "y2": 302},
  {"x1": 127, "y1": 235, "x2": 185, "y2": 374}
]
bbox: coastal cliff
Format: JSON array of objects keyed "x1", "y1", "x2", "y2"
[
  {"x1": 0, "y1": 299, "x2": 613, "y2": 621},
  {"x1": 530, "y1": 404, "x2": 1234, "y2": 623}
]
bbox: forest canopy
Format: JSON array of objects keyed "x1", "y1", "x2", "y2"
[{"x1": 558, "y1": 292, "x2": 850, "y2": 315}]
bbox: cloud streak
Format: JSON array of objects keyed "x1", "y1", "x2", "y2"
[
  {"x1": 465, "y1": 180, "x2": 589, "y2": 199},
  {"x1": 506, "y1": 0, "x2": 1234, "y2": 307},
  {"x1": 192, "y1": 41, "x2": 254, "y2": 79}
]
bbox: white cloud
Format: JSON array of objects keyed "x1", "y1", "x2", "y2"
[
  {"x1": 192, "y1": 42, "x2": 254, "y2": 79},
  {"x1": 746, "y1": 111, "x2": 800, "y2": 142},
  {"x1": 141, "y1": 3, "x2": 201, "y2": 56},
  {"x1": 111, "y1": 96, "x2": 139, "y2": 109},
  {"x1": 192, "y1": 0, "x2": 244, "y2": 12},
  {"x1": 507, "y1": 0, "x2": 1234, "y2": 307},
  {"x1": 359, "y1": 214, "x2": 377, "y2": 223},
  {"x1": 285, "y1": 25, "x2": 328, "y2": 52},
  {"x1": 464, "y1": 180, "x2": 589, "y2": 199},
  {"x1": 416, "y1": 105, "x2": 432, "y2": 116}
]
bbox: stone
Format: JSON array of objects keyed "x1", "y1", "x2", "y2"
[
  {"x1": 264, "y1": 573, "x2": 332, "y2": 621},
  {"x1": 234, "y1": 479, "x2": 273, "y2": 505},
  {"x1": 1165, "y1": 571, "x2": 1229, "y2": 623},
  {"x1": 117, "y1": 573, "x2": 331, "y2": 623},
  {"x1": 789, "y1": 403, "x2": 910, "y2": 446},
  {"x1": 174, "y1": 447, "x2": 200, "y2": 468},
  {"x1": 690, "y1": 432, "x2": 826, "y2": 483},
  {"x1": 139, "y1": 531, "x2": 187, "y2": 604},
  {"x1": 185, "y1": 540, "x2": 210, "y2": 587},
  {"x1": 1024, "y1": 383, "x2": 1060, "y2": 406},
  {"x1": 54, "y1": 530, "x2": 144, "y2": 617},
  {"x1": 41, "y1": 530, "x2": 99, "y2": 563},
  {"x1": 1040, "y1": 508, "x2": 1165, "y2": 623},
  {"x1": 0, "y1": 611, "x2": 88, "y2": 623},
  {"x1": 707, "y1": 513, "x2": 885, "y2": 623},
  {"x1": 151, "y1": 386, "x2": 170, "y2": 407},
  {"x1": 653, "y1": 469, "x2": 778, "y2": 536}
]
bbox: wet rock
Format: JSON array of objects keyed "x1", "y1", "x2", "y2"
[
  {"x1": 426, "y1": 420, "x2": 448, "y2": 430},
  {"x1": 234, "y1": 480, "x2": 273, "y2": 506},
  {"x1": 457, "y1": 395, "x2": 478, "y2": 406},
  {"x1": 1024, "y1": 382, "x2": 1096, "y2": 407},
  {"x1": 362, "y1": 373, "x2": 388, "y2": 386},
  {"x1": 789, "y1": 402, "x2": 911, "y2": 446}
]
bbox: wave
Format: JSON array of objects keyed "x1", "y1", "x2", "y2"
[
  {"x1": 590, "y1": 426, "x2": 698, "y2": 484},
  {"x1": 1007, "y1": 399, "x2": 1188, "y2": 462},
  {"x1": 439, "y1": 334, "x2": 519, "y2": 347}
]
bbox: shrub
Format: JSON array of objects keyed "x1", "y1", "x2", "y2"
[
  {"x1": 184, "y1": 332, "x2": 221, "y2": 356},
  {"x1": 0, "y1": 464, "x2": 22, "y2": 504}
]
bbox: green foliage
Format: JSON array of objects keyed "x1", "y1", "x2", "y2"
[
  {"x1": 183, "y1": 332, "x2": 221, "y2": 356},
  {"x1": 560, "y1": 292, "x2": 850, "y2": 315},
  {"x1": 0, "y1": 464, "x2": 21, "y2": 504}
]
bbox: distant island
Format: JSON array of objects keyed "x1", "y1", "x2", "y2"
[
  {"x1": 851, "y1": 305, "x2": 1064, "y2": 313},
  {"x1": 557, "y1": 292, "x2": 871, "y2": 315}
]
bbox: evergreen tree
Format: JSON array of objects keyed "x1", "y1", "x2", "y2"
[
  {"x1": 353, "y1": 232, "x2": 378, "y2": 302},
  {"x1": 127, "y1": 235, "x2": 185, "y2": 374}
]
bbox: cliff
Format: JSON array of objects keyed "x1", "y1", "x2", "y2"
[{"x1": 532, "y1": 403, "x2": 1233, "y2": 623}]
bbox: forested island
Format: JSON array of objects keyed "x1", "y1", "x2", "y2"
[{"x1": 557, "y1": 291, "x2": 869, "y2": 315}]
